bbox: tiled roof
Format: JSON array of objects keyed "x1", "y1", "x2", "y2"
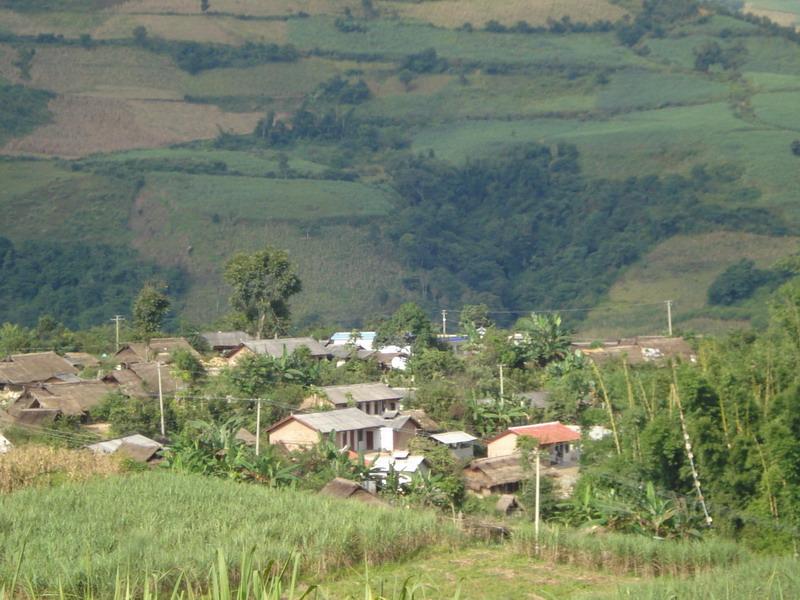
[{"x1": 506, "y1": 422, "x2": 581, "y2": 445}]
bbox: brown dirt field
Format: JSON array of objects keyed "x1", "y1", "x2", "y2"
[
  {"x1": 21, "y1": 46, "x2": 185, "y2": 96},
  {"x1": 115, "y1": 0, "x2": 356, "y2": 16},
  {"x1": 383, "y1": 0, "x2": 627, "y2": 27},
  {"x1": 1, "y1": 94, "x2": 260, "y2": 157},
  {"x1": 91, "y1": 13, "x2": 288, "y2": 44},
  {"x1": 744, "y1": 3, "x2": 799, "y2": 28},
  {"x1": 368, "y1": 73, "x2": 453, "y2": 97}
]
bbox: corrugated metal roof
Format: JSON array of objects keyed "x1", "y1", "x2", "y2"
[
  {"x1": 431, "y1": 431, "x2": 477, "y2": 445},
  {"x1": 294, "y1": 407, "x2": 384, "y2": 433},
  {"x1": 86, "y1": 434, "x2": 162, "y2": 455},
  {"x1": 330, "y1": 331, "x2": 377, "y2": 342},
  {"x1": 243, "y1": 338, "x2": 330, "y2": 358},
  {"x1": 320, "y1": 383, "x2": 404, "y2": 406},
  {"x1": 371, "y1": 454, "x2": 427, "y2": 473}
]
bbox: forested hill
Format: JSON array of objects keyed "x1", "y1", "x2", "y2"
[{"x1": 0, "y1": 0, "x2": 799, "y2": 334}]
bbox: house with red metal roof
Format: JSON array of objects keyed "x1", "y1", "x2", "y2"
[{"x1": 487, "y1": 421, "x2": 581, "y2": 466}]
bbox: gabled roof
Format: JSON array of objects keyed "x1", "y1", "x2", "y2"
[
  {"x1": 129, "y1": 362, "x2": 179, "y2": 395},
  {"x1": 431, "y1": 431, "x2": 477, "y2": 445},
  {"x1": 115, "y1": 337, "x2": 200, "y2": 364},
  {"x1": 319, "y1": 477, "x2": 385, "y2": 505},
  {"x1": 270, "y1": 407, "x2": 383, "y2": 434},
  {"x1": 86, "y1": 434, "x2": 162, "y2": 462},
  {"x1": 235, "y1": 428, "x2": 257, "y2": 446},
  {"x1": 329, "y1": 331, "x2": 377, "y2": 343},
  {"x1": 17, "y1": 381, "x2": 113, "y2": 416},
  {"x1": 64, "y1": 352, "x2": 100, "y2": 369},
  {"x1": 240, "y1": 337, "x2": 331, "y2": 358},
  {"x1": 202, "y1": 331, "x2": 253, "y2": 348},
  {"x1": 491, "y1": 422, "x2": 581, "y2": 446},
  {"x1": 403, "y1": 409, "x2": 439, "y2": 432},
  {"x1": 0, "y1": 352, "x2": 77, "y2": 385},
  {"x1": 317, "y1": 383, "x2": 404, "y2": 406},
  {"x1": 465, "y1": 454, "x2": 525, "y2": 488}
]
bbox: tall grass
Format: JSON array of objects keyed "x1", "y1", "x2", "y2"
[
  {"x1": 512, "y1": 524, "x2": 747, "y2": 577},
  {"x1": 604, "y1": 555, "x2": 800, "y2": 599},
  {"x1": 0, "y1": 472, "x2": 458, "y2": 595},
  {"x1": 0, "y1": 548, "x2": 462, "y2": 600},
  {"x1": 0, "y1": 444, "x2": 121, "y2": 493}
]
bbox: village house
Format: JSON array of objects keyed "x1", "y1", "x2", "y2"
[
  {"x1": 85, "y1": 433, "x2": 163, "y2": 463},
  {"x1": 571, "y1": 336, "x2": 696, "y2": 365},
  {"x1": 430, "y1": 431, "x2": 477, "y2": 460},
  {"x1": 201, "y1": 331, "x2": 253, "y2": 353},
  {"x1": 63, "y1": 352, "x2": 100, "y2": 370},
  {"x1": 227, "y1": 337, "x2": 332, "y2": 365},
  {"x1": 102, "y1": 362, "x2": 180, "y2": 398},
  {"x1": 463, "y1": 454, "x2": 526, "y2": 496},
  {"x1": 267, "y1": 407, "x2": 385, "y2": 452},
  {"x1": 380, "y1": 413, "x2": 422, "y2": 452},
  {"x1": 299, "y1": 382, "x2": 405, "y2": 415},
  {"x1": 114, "y1": 337, "x2": 201, "y2": 365},
  {"x1": 327, "y1": 345, "x2": 376, "y2": 367},
  {"x1": 487, "y1": 421, "x2": 581, "y2": 466},
  {"x1": 9, "y1": 380, "x2": 114, "y2": 423},
  {"x1": 0, "y1": 352, "x2": 78, "y2": 396}
]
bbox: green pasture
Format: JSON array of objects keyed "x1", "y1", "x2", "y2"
[
  {"x1": 0, "y1": 472, "x2": 450, "y2": 594},
  {"x1": 0, "y1": 159, "x2": 134, "y2": 245},
  {"x1": 577, "y1": 232, "x2": 799, "y2": 337},
  {"x1": 596, "y1": 68, "x2": 730, "y2": 110},
  {"x1": 752, "y1": 90, "x2": 800, "y2": 130},
  {"x1": 94, "y1": 146, "x2": 331, "y2": 176},
  {"x1": 412, "y1": 102, "x2": 800, "y2": 223},
  {"x1": 145, "y1": 172, "x2": 394, "y2": 221},
  {"x1": 289, "y1": 17, "x2": 646, "y2": 67}
]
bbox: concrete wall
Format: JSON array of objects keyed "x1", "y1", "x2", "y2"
[{"x1": 487, "y1": 433, "x2": 518, "y2": 458}]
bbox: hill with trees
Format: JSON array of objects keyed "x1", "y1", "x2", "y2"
[{"x1": 0, "y1": 0, "x2": 799, "y2": 334}]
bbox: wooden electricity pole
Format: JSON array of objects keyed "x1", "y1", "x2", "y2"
[
  {"x1": 110, "y1": 315, "x2": 125, "y2": 352},
  {"x1": 157, "y1": 361, "x2": 165, "y2": 437},
  {"x1": 666, "y1": 300, "x2": 673, "y2": 337},
  {"x1": 255, "y1": 398, "x2": 262, "y2": 456},
  {"x1": 534, "y1": 445, "x2": 541, "y2": 555}
]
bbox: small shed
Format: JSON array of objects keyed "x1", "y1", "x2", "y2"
[
  {"x1": 496, "y1": 494, "x2": 523, "y2": 515},
  {"x1": 464, "y1": 454, "x2": 526, "y2": 496},
  {"x1": 320, "y1": 477, "x2": 385, "y2": 505},
  {"x1": 430, "y1": 431, "x2": 477, "y2": 460},
  {"x1": 235, "y1": 428, "x2": 257, "y2": 447},
  {"x1": 85, "y1": 433, "x2": 162, "y2": 463}
]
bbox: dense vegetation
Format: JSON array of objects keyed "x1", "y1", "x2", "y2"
[
  {"x1": 0, "y1": 236, "x2": 186, "y2": 329},
  {"x1": 0, "y1": 82, "x2": 52, "y2": 143}
]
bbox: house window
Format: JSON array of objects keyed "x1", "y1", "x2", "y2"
[{"x1": 389, "y1": 402, "x2": 396, "y2": 411}]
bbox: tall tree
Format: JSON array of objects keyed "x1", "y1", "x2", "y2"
[
  {"x1": 376, "y1": 302, "x2": 435, "y2": 348},
  {"x1": 224, "y1": 247, "x2": 302, "y2": 338},
  {"x1": 132, "y1": 282, "x2": 170, "y2": 339}
]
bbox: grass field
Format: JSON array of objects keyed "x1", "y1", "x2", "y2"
[
  {"x1": 0, "y1": 471, "x2": 452, "y2": 594},
  {"x1": 577, "y1": 232, "x2": 800, "y2": 337},
  {"x1": 745, "y1": 1, "x2": 800, "y2": 28}
]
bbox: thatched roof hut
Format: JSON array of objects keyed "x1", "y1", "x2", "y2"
[
  {"x1": 464, "y1": 454, "x2": 526, "y2": 496},
  {"x1": 319, "y1": 477, "x2": 385, "y2": 505}
]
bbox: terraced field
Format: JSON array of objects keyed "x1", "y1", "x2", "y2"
[{"x1": 1, "y1": 1, "x2": 800, "y2": 332}]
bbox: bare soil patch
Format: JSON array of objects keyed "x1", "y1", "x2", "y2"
[
  {"x1": 744, "y1": 3, "x2": 799, "y2": 28},
  {"x1": 1, "y1": 94, "x2": 260, "y2": 157},
  {"x1": 115, "y1": 0, "x2": 355, "y2": 16},
  {"x1": 383, "y1": 0, "x2": 627, "y2": 27}
]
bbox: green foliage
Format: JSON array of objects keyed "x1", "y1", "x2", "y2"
[
  {"x1": 0, "y1": 472, "x2": 450, "y2": 594},
  {"x1": 224, "y1": 247, "x2": 302, "y2": 338},
  {"x1": 0, "y1": 82, "x2": 53, "y2": 143},
  {"x1": 375, "y1": 302, "x2": 435, "y2": 348},
  {"x1": 132, "y1": 282, "x2": 171, "y2": 339},
  {"x1": 388, "y1": 144, "x2": 783, "y2": 320},
  {"x1": 92, "y1": 392, "x2": 176, "y2": 438},
  {"x1": 171, "y1": 348, "x2": 206, "y2": 386},
  {"x1": 314, "y1": 76, "x2": 371, "y2": 104},
  {"x1": 707, "y1": 259, "x2": 778, "y2": 305},
  {"x1": 0, "y1": 236, "x2": 186, "y2": 329},
  {"x1": 514, "y1": 313, "x2": 572, "y2": 366}
]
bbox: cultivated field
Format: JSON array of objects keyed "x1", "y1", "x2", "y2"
[{"x1": 0, "y1": 471, "x2": 452, "y2": 594}]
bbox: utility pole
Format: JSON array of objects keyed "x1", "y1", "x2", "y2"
[
  {"x1": 157, "y1": 361, "x2": 165, "y2": 437},
  {"x1": 534, "y1": 445, "x2": 541, "y2": 556},
  {"x1": 441, "y1": 309, "x2": 447, "y2": 335},
  {"x1": 499, "y1": 364, "x2": 505, "y2": 402},
  {"x1": 255, "y1": 398, "x2": 262, "y2": 456},
  {"x1": 110, "y1": 315, "x2": 125, "y2": 352},
  {"x1": 665, "y1": 300, "x2": 673, "y2": 337}
]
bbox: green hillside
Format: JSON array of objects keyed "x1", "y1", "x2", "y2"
[{"x1": 0, "y1": 0, "x2": 799, "y2": 333}]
